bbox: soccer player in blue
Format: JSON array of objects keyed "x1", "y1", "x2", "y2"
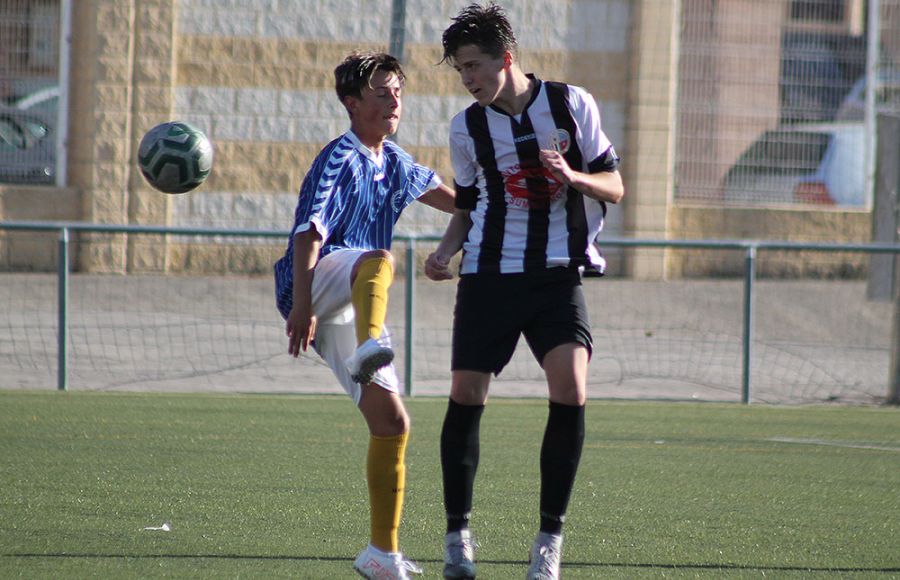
[
  {"x1": 425, "y1": 4, "x2": 625, "y2": 579},
  {"x1": 274, "y1": 52, "x2": 454, "y2": 580}
]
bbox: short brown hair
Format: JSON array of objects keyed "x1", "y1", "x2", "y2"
[
  {"x1": 441, "y1": 3, "x2": 517, "y2": 64},
  {"x1": 334, "y1": 52, "x2": 406, "y2": 102}
]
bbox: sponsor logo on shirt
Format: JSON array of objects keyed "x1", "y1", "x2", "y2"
[{"x1": 502, "y1": 161, "x2": 564, "y2": 209}]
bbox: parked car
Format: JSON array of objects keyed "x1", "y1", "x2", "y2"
[
  {"x1": 721, "y1": 122, "x2": 864, "y2": 207},
  {"x1": 835, "y1": 69, "x2": 900, "y2": 121},
  {"x1": 0, "y1": 105, "x2": 55, "y2": 184},
  {"x1": 12, "y1": 85, "x2": 59, "y2": 115}
]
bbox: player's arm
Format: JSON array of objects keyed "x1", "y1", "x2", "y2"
[
  {"x1": 417, "y1": 182, "x2": 456, "y2": 214},
  {"x1": 539, "y1": 150, "x2": 624, "y2": 204},
  {"x1": 424, "y1": 208, "x2": 472, "y2": 281},
  {"x1": 286, "y1": 228, "x2": 321, "y2": 356}
]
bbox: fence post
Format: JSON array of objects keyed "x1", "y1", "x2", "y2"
[
  {"x1": 891, "y1": 268, "x2": 900, "y2": 405},
  {"x1": 867, "y1": 114, "x2": 900, "y2": 300},
  {"x1": 741, "y1": 245, "x2": 756, "y2": 404},
  {"x1": 404, "y1": 238, "x2": 415, "y2": 397},
  {"x1": 57, "y1": 227, "x2": 69, "y2": 391}
]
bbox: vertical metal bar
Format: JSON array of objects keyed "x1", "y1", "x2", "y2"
[
  {"x1": 57, "y1": 227, "x2": 69, "y2": 391},
  {"x1": 55, "y1": 0, "x2": 72, "y2": 187},
  {"x1": 404, "y1": 239, "x2": 415, "y2": 397},
  {"x1": 389, "y1": 0, "x2": 407, "y2": 62},
  {"x1": 741, "y1": 245, "x2": 756, "y2": 404},
  {"x1": 863, "y1": 0, "x2": 881, "y2": 205}
]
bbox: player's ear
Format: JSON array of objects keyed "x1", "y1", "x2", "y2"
[
  {"x1": 502, "y1": 51, "x2": 513, "y2": 69},
  {"x1": 342, "y1": 95, "x2": 358, "y2": 118}
]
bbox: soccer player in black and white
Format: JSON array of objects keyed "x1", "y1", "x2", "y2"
[
  {"x1": 424, "y1": 4, "x2": 625, "y2": 579},
  {"x1": 275, "y1": 52, "x2": 454, "y2": 580}
]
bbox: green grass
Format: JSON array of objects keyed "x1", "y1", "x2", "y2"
[{"x1": 1, "y1": 391, "x2": 898, "y2": 578}]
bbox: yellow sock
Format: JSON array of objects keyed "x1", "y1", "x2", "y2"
[
  {"x1": 367, "y1": 432, "x2": 407, "y2": 553},
  {"x1": 351, "y1": 257, "x2": 393, "y2": 345}
]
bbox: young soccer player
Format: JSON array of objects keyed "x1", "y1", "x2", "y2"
[
  {"x1": 274, "y1": 51, "x2": 454, "y2": 580},
  {"x1": 424, "y1": 4, "x2": 625, "y2": 579}
]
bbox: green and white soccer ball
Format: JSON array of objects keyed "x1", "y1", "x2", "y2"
[{"x1": 138, "y1": 121, "x2": 214, "y2": 194}]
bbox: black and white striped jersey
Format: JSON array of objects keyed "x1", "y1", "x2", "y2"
[{"x1": 450, "y1": 76, "x2": 619, "y2": 275}]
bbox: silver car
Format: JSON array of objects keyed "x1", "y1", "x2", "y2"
[
  {"x1": 721, "y1": 122, "x2": 864, "y2": 207},
  {"x1": 0, "y1": 105, "x2": 55, "y2": 184}
]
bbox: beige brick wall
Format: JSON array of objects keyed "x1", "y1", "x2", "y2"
[
  {"x1": 668, "y1": 206, "x2": 872, "y2": 277},
  {"x1": 0, "y1": 0, "x2": 881, "y2": 279},
  {"x1": 623, "y1": 0, "x2": 678, "y2": 279}
]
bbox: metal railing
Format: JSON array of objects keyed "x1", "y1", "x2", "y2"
[{"x1": 2, "y1": 220, "x2": 899, "y2": 403}]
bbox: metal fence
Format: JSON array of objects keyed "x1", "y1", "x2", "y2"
[{"x1": 2, "y1": 221, "x2": 899, "y2": 405}]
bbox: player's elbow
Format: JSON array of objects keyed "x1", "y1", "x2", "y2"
[
  {"x1": 604, "y1": 173, "x2": 625, "y2": 204},
  {"x1": 608, "y1": 184, "x2": 625, "y2": 204}
]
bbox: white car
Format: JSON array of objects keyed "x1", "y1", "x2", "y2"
[
  {"x1": 721, "y1": 123, "x2": 865, "y2": 207},
  {"x1": 835, "y1": 69, "x2": 900, "y2": 121}
]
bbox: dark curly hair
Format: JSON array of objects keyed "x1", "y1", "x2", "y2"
[
  {"x1": 334, "y1": 52, "x2": 406, "y2": 102},
  {"x1": 441, "y1": 3, "x2": 517, "y2": 64}
]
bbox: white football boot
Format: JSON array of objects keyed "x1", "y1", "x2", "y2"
[
  {"x1": 353, "y1": 544, "x2": 423, "y2": 580},
  {"x1": 443, "y1": 529, "x2": 477, "y2": 579},
  {"x1": 525, "y1": 532, "x2": 562, "y2": 580},
  {"x1": 346, "y1": 336, "x2": 394, "y2": 384}
]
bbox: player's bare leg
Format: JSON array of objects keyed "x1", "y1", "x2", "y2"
[{"x1": 543, "y1": 343, "x2": 588, "y2": 406}]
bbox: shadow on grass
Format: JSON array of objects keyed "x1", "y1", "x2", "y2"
[{"x1": 3, "y1": 554, "x2": 899, "y2": 573}]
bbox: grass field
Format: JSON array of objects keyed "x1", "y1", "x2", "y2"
[{"x1": 1, "y1": 391, "x2": 898, "y2": 579}]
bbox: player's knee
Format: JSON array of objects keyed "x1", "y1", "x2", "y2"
[
  {"x1": 370, "y1": 408, "x2": 409, "y2": 437},
  {"x1": 353, "y1": 251, "x2": 394, "y2": 279}
]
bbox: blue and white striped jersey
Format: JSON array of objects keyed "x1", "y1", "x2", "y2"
[{"x1": 274, "y1": 131, "x2": 437, "y2": 318}]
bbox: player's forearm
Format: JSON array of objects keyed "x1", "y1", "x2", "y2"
[
  {"x1": 419, "y1": 183, "x2": 456, "y2": 214},
  {"x1": 569, "y1": 169, "x2": 625, "y2": 204},
  {"x1": 435, "y1": 209, "x2": 472, "y2": 258},
  {"x1": 291, "y1": 230, "x2": 321, "y2": 310}
]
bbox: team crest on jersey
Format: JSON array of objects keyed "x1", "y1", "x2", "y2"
[{"x1": 548, "y1": 129, "x2": 571, "y2": 154}]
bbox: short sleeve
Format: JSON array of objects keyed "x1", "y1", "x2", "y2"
[
  {"x1": 449, "y1": 111, "x2": 478, "y2": 209},
  {"x1": 291, "y1": 146, "x2": 346, "y2": 242},
  {"x1": 571, "y1": 87, "x2": 619, "y2": 173}
]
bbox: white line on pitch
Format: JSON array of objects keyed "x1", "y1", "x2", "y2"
[{"x1": 768, "y1": 437, "x2": 900, "y2": 452}]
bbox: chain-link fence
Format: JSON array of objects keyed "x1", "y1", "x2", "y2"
[
  {"x1": 2, "y1": 223, "x2": 898, "y2": 404},
  {"x1": 0, "y1": 0, "x2": 59, "y2": 185},
  {"x1": 675, "y1": 0, "x2": 899, "y2": 207}
]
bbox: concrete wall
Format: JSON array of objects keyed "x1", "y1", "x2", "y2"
[{"x1": 0, "y1": 0, "x2": 882, "y2": 279}]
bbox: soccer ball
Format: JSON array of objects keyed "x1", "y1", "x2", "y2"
[{"x1": 138, "y1": 121, "x2": 213, "y2": 194}]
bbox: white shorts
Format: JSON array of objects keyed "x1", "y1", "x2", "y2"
[{"x1": 311, "y1": 249, "x2": 400, "y2": 405}]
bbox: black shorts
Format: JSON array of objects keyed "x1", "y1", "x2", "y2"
[{"x1": 451, "y1": 267, "x2": 593, "y2": 375}]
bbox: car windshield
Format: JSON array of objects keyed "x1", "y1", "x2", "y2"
[
  {"x1": 0, "y1": 118, "x2": 26, "y2": 149},
  {"x1": 729, "y1": 131, "x2": 831, "y2": 177}
]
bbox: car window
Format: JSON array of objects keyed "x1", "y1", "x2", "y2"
[
  {"x1": 0, "y1": 117, "x2": 26, "y2": 149},
  {"x1": 729, "y1": 131, "x2": 831, "y2": 176}
]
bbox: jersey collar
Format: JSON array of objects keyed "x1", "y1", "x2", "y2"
[
  {"x1": 488, "y1": 74, "x2": 543, "y2": 119},
  {"x1": 345, "y1": 130, "x2": 386, "y2": 169}
]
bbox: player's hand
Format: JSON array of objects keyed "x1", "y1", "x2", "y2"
[
  {"x1": 425, "y1": 251, "x2": 454, "y2": 281},
  {"x1": 286, "y1": 307, "x2": 317, "y2": 357},
  {"x1": 539, "y1": 149, "x2": 574, "y2": 185}
]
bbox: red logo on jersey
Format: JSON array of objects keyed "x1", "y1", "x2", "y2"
[{"x1": 503, "y1": 162, "x2": 564, "y2": 209}]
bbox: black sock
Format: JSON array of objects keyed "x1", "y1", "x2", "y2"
[
  {"x1": 539, "y1": 401, "x2": 585, "y2": 535},
  {"x1": 441, "y1": 399, "x2": 485, "y2": 533}
]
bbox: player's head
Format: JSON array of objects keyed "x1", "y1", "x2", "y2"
[
  {"x1": 441, "y1": 3, "x2": 520, "y2": 107},
  {"x1": 335, "y1": 52, "x2": 405, "y2": 140},
  {"x1": 441, "y1": 3, "x2": 517, "y2": 63}
]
